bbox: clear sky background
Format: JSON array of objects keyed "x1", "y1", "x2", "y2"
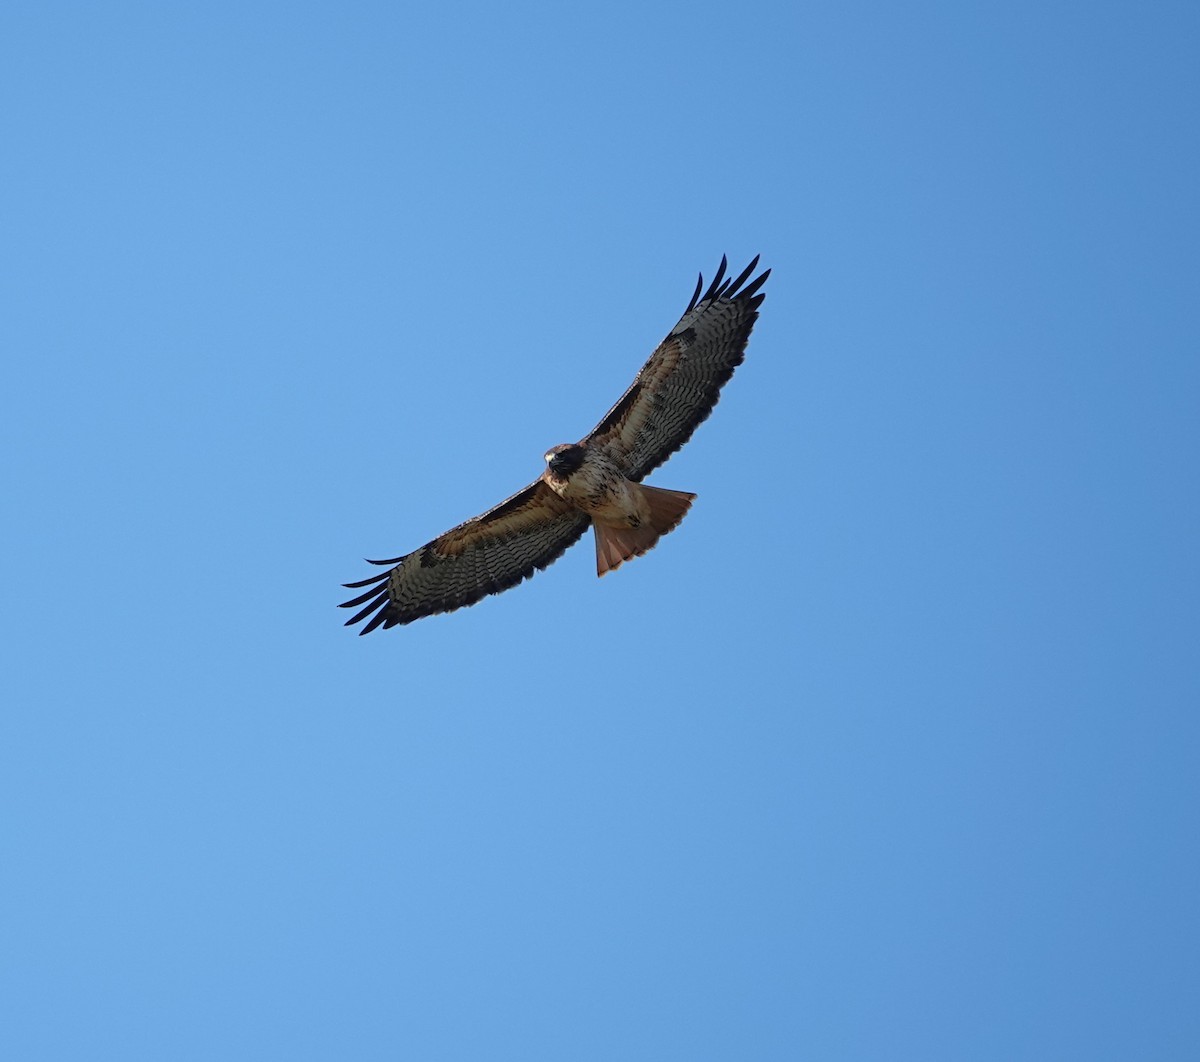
[{"x1": 3, "y1": 2, "x2": 1198, "y2": 1059}]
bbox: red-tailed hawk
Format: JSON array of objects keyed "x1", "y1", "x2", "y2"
[{"x1": 341, "y1": 255, "x2": 769, "y2": 632}]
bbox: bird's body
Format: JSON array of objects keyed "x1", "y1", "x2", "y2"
[
  {"x1": 341, "y1": 255, "x2": 769, "y2": 632},
  {"x1": 543, "y1": 444, "x2": 649, "y2": 530},
  {"x1": 542, "y1": 443, "x2": 696, "y2": 576}
]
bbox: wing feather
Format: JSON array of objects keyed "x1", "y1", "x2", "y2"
[
  {"x1": 339, "y1": 480, "x2": 590, "y2": 632},
  {"x1": 587, "y1": 255, "x2": 769, "y2": 480}
]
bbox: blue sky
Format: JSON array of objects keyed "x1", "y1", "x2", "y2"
[{"x1": 3, "y1": 1, "x2": 1198, "y2": 1058}]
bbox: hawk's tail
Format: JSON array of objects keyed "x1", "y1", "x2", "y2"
[{"x1": 593, "y1": 486, "x2": 696, "y2": 576}]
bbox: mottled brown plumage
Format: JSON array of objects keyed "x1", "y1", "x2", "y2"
[{"x1": 340, "y1": 255, "x2": 769, "y2": 632}]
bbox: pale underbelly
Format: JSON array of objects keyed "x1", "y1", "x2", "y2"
[{"x1": 554, "y1": 475, "x2": 649, "y2": 528}]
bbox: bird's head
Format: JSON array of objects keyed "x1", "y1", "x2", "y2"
[{"x1": 544, "y1": 444, "x2": 585, "y2": 479}]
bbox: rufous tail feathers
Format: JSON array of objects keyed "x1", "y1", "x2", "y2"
[{"x1": 593, "y1": 486, "x2": 697, "y2": 577}]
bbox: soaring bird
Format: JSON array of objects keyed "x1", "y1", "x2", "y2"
[{"x1": 341, "y1": 255, "x2": 769, "y2": 632}]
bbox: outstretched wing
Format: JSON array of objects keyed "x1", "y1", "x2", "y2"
[
  {"x1": 586, "y1": 255, "x2": 769, "y2": 480},
  {"x1": 340, "y1": 481, "x2": 590, "y2": 633}
]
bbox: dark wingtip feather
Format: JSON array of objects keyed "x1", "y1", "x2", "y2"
[
  {"x1": 342, "y1": 570, "x2": 391, "y2": 591},
  {"x1": 687, "y1": 254, "x2": 767, "y2": 314},
  {"x1": 343, "y1": 587, "x2": 389, "y2": 622},
  {"x1": 700, "y1": 255, "x2": 729, "y2": 304},
  {"x1": 345, "y1": 605, "x2": 376, "y2": 628},
  {"x1": 358, "y1": 606, "x2": 391, "y2": 635},
  {"x1": 739, "y1": 267, "x2": 770, "y2": 303},
  {"x1": 727, "y1": 255, "x2": 761, "y2": 295},
  {"x1": 340, "y1": 581, "x2": 390, "y2": 608}
]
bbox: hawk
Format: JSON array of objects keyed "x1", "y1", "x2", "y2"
[{"x1": 341, "y1": 255, "x2": 769, "y2": 632}]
